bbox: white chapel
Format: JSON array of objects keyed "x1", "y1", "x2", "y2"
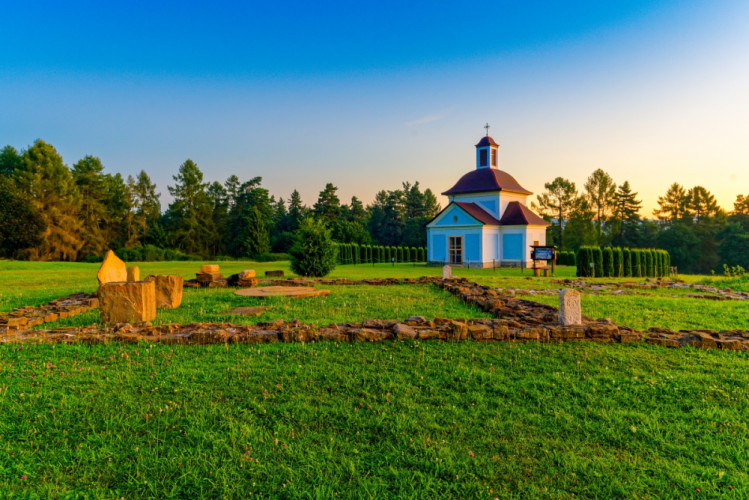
[{"x1": 426, "y1": 129, "x2": 548, "y2": 267}]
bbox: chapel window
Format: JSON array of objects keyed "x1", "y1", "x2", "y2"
[
  {"x1": 491, "y1": 149, "x2": 497, "y2": 167},
  {"x1": 479, "y1": 149, "x2": 487, "y2": 167}
]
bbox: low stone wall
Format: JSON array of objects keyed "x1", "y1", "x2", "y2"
[
  {"x1": 0, "y1": 293, "x2": 98, "y2": 332},
  {"x1": 1, "y1": 277, "x2": 747, "y2": 350}
]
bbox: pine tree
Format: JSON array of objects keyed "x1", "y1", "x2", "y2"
[
  {"x1": 16, "y1": 140, "x2": 83, "y2": 260},
  {"x1": 313, "y1": 183, "x2": 341, "y2": 226},
  {"x1": 584, "y1": 169, "x2": 616, "y2": 245},
  {"x1": 167, "y1": 159, "x2": 215, "y2": 256},
  {"x1": 290, "y1": 216, "x2": 337, "y2": 277},
  {"x1": 287, "y1": 189, "x2": 306, "y2": 231},
  {"x1": 72, "y1": 155, "x2": 109, "y2": 257},
  {"x1": 207, "y1": 181, "x2": 229, "y2": 256},
  {"x1": 0, "y1": 177, "x2": 46, "y2": 258},
  {"x1": 0, "y1": 145, "x2": 22, "y2": 177},
  {"x1": 733, "y1": 194, "x2": 749, "y2": 216},
  {"x1": 654, "y1": 183, "x2": 688, "y2": 221},
  {"x1": 130, "y1": 170, "x2": 161, "y2": 245},
  {"x1": 611, "y1": 181, "x2": 642, "y2": 247},
  {"x1": 532, "y1": 177, "x2": 578, "y2": 249},
  {"x1": 241, "y1": 206, "x2": 270, "y2": 258},
  {"x1": 686, "y1": 186, "x2": 721, "y2": 223},
  {"x1": 106, "y1": 173, "x2": 135, "y2": 249}
]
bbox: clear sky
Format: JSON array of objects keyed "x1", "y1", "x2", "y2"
[{"x1": 1, "y1": 0, "x2": 747, "y2": 215}]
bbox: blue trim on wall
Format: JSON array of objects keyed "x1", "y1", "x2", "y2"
[
  {"x1": 502, "y1": 233, "x2": 523, "y2": 260},
  {"x1": 465, "y1": 233, "x2": 480, "y2": 261},
  {"x1": 479, "y1": 200, "x2": 497, "y2": 216},
  {"x1": 431, "y1": 234, "x2": 446, "y2": 261}
]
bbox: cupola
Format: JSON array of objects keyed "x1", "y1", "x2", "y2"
[{"x1": 475, "y1": 123, "x2": 498, "y2": 169}]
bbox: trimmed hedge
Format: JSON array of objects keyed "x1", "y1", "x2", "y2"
[
  {"x1": 333, "y1": 243, "x2": 427, "y2": 264},
  {"x1": 576, "y1": 246, "x2": 671, "y2": 278}
]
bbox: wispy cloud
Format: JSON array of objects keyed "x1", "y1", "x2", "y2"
[{"x1": 405, "y1": 111, "x2": 450, "y2": 127}]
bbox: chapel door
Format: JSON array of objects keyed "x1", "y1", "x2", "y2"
[{"x1": 449, "y1": 236, "x2": 463, "y2": 264}]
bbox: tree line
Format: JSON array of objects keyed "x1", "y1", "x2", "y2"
[
  {"x1": 531, "y1": 169, "x2": 749, "y2": 274},
  {"x1": 0, "y1": 140, "x2": 441, "y2": 261}
]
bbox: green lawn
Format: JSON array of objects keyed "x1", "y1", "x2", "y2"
[
  {"x1": 0, "y1": 341, "x2": 746, "y2": 498},
  {"x1": 2, "y1": 260, "x2": 748, "y2": 333},
  {"x1": 38, "y1": 284, "x2": 491, "y2": 329},
  {"x1": 1, "y1": 260, "x2": 747, "y2": 497}
]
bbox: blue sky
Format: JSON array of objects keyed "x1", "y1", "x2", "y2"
[{"x1": 1, "y1": 1, "x2": 747, "y2": 214}]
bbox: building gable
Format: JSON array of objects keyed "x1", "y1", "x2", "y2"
[{"x1": 427, "y1": 203, "x2": 484, "y2": 227}]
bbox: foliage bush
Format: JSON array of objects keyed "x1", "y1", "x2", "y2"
[
  {"x1": 290, "y1": 217, "x2": 337, "y2": 277},
  {"x1": 632, "y1": 249, "x2": 642, "y2": 277},
  {"x1": 602, "y1": 247, "x2": 614, "y2": 277},
  {"x1": 575, "y1": 246, "x2": 671, "y2": 279},
  {"x1": 623, "y1": 248, "x2": 632, "y2": 277}
]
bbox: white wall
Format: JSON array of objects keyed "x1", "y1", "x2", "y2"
[
  {"x1": 482, "y1": 227, "x2": 500, "y2": 261},
  {"x1": 498, "y1": 191, "x2": 530, "y2": 215}
]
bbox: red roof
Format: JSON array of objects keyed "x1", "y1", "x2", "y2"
[
  {"x1": 475, "y1": 135, "x2": 498, "y2": 147},
  {"x1": 499, "y1": 201, "x2": 550, "y2": 226},
  {"x1": 442, "y1": 168, "x2": 532, "y2": 196},
  {"x1": 454, "y1": 202, "x2": 501, "y2": 225}
]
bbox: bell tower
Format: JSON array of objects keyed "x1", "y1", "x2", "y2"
[{"x1": 475, "y1": 123, "x2": 498, "y2": 170}]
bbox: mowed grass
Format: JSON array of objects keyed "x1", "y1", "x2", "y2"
[
  {"x1": 38, "y1": 284, "x2": 491, "y2": 329},
  {"x1": 2, "y1": 260, "x2": 748, "y2": 332},
  {"x1": 0, "y1": 341, "x2": 746, "y2": 498},
  {"x1": 516, "y1": 293, "x2": 749, "y2": 332}
]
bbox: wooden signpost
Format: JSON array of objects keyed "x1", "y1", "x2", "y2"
[{"x1": 530, "y1": 245, "x2": 556, "y2": 277}]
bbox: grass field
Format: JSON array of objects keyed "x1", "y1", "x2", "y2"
[
  {"x1": 2, "y1": 260, "x2": 747, "y2": 332},
  {"x1": 0, "y1": 341, "x2": 746, "y2": 498},
  {"x1": 1, "y1": 260, "x2": 747, "y2": 496}
]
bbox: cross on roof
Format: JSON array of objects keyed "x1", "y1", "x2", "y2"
[{"x1": 484, "y1": 123, "x2": 490, "y2": 136}]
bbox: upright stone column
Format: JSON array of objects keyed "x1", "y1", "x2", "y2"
[
  {"x1": 558, "y1": 288, "x2": 581, "y2": 326},
  {"x1": 442, "y1": 265, "x2": 452, "y2": 279}
]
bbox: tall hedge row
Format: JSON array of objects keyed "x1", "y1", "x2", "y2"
[
  {"x1": 333, "y1": 243, "x2": 427, "y2": 264},
  {"x1": 576, "y1": 247, "x2": 671, "y2": 278},
  {"x1": 556, "y1": 250, "x2": 577, "y2": 266}
]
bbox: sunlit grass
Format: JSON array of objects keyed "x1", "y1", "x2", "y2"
[{"x1": 0, "y1": 341, "x2": 745, "y2": 497}]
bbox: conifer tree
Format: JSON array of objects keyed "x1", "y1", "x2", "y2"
[
  {"x1": 130, "y1": 170, "x2": 161, "y2": 245},
  {"x1": 16, "y1": 140, "x2": 83, "y2": 260},
  {"x1": 72, "y1": 155, "x2": 109, "y2": 257},
  {"x1": 611, "y1": 181, "x2": 642, "y2": 247},
  {"x1": 241, "y1": 206, "x2": 270, "y2": 258},
  {"x1": 532, "y1": 177, "x2": 578, "y2": 249},
  {"x1": 584, "y1": 169, "x2": 616, "y2": 245},
  {"x1": 287, "y1": 189, "x2": 306, "y2": 231},
  {"x1": 654, "y1": 183, "x2": 688, "y2": 221},
  {"x1": 167, "y1": 159, "x2": 215, "y2": 256}
]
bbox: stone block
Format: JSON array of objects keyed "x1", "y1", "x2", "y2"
[
  {"x1": 548, "y1": 325, "x2": 586, "y2": 340},
  {"x1": 558, "y1": 289, "x2": 581, "y2": 326},
  {"x1": 442, "y1": 265, "x2": 451, "y2": 279},
  {"x1": 201, "y1": 264, "x2": 220, "y2": 273},
  {"x1": 197, "y1": 271, "x2": 223, "y2": 283},
  {"x1": 352, "y1": 328, "x2": 393, "y2": 342},
  {"x1": 265, "y1": 270, "x2": 285, "y2": 277},
  {"x1": 145, "y1": 275, "x2": 184, "y2": 309},
  {"x1": 97, "y1": 250, "x2": 127, "y2": 285},
  {"x1": 98, "y1": 281, "x2": 156, "y2": 324},
  {"x1": 393, "y1": 323, "x2": 418, "y2": 339},
  {"x1": 586, "y1": 323, "x2": 619, "y2": 339},
  {"x1": 492, "y1": 324, "x2": 510, "y2": 340},
  {"x1": 238, "y1": 269, "x2": 256, "y2": 279},
  {"x1": 7, "y1": 317, "x2": 28, "y2": 329},
  {"x1": 127, "y1": 266, "x2": 140, "y2": 282},
  {"x1": 468, "y1": 324, "x2": 493, "y2": 340}
]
